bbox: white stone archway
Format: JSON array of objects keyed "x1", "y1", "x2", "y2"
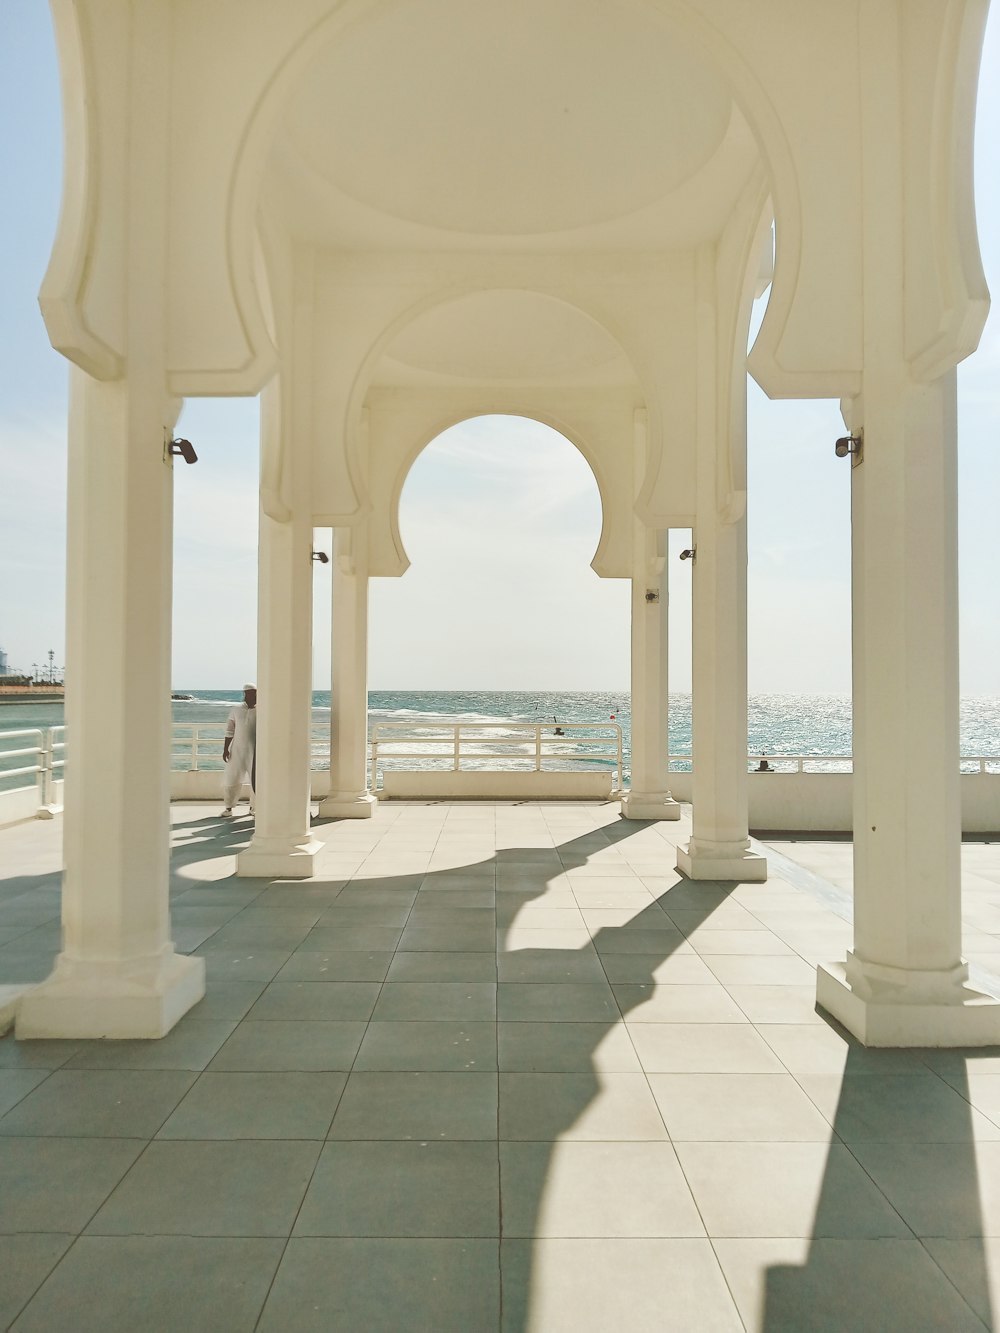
[{"x1": 19, "y1": 0, "x2": 999, "y2": 1048}]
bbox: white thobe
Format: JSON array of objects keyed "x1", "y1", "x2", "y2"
[{"x1": 222, "y1": 704, "x2": 257, "y2": 806}]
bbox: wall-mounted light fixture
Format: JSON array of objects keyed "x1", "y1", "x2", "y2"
[
  {"x1": 311, "y1": 551, "x2": 330, "y2": 564},
  {"x1": 168, "y1": 437, "x2": 198, "y2": 465},
  {"x1": 834, "y1": 431, "x2": 863, "y2": 466},
  {"x1": 679, "y1": 548, "x2": 696, "y2": 562},
  {"x1": 644, "y1": 589, "x2": 660, "y2": 603}
]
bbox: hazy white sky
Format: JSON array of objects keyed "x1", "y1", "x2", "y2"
[{"x1": 0, "y1": 4, "x2": 997, "y2": 695}]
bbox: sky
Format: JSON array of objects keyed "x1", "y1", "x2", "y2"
[{"x1": 0, "y1": 3, "x2": 997, "y2": 696}]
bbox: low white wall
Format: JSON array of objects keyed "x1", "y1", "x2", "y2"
[
  {"x1": 665, "y1": 771, "x2": 1000, "y2": 834},
  {"x1": 170, "y1": 772, "x2": 333, "y2": 801},
  {"x1": 380, "y1": 770, "x2": 615, "y2": 800},
  {"x1": 165, "y1": 767, "x2": 1000, "y2": 832},
  {"x1": 0, "y1": 785, "x2": 44, "y2": 830},
  {"x1": 961, "y1": 774, "x2": 1000, "y2": 835}
]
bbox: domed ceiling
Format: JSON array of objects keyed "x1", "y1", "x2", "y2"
[
  {"x1": 268, "y1": 0, "x2": 753, "y2": 248},
  {"x1": 371, "y1": 291, "x2": 636, "y2": 387}
]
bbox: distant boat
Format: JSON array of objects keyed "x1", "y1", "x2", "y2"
[{"x1": 171, "y1": 693, "x2": 194, "y2": 701}]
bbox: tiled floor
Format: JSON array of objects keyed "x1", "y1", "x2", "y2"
[{"x1": 0, "y1": 803, "x2": 999, "y2": 1328}]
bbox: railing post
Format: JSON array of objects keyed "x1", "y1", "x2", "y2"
[
  {"x1": 535, "y1": 725, "x2": 542, "y2": 772},
  {"x1": 39, "y1": 728, "x2": 52, "y2": 810},
  {"x1": 370, "y1": 730, "x2": 378, "y2": 792},
  {"x1": 191, "y1": 725, "x2": 200, "y2": 772},
  {"x1": 454, "y1": 725, "x2": 461, "y2": 771}
]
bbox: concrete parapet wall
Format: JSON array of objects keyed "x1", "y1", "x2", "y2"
[
  {"x1": 0, "y1": 780, "x2": 64, "y2": 831},
  {"x1": 380, "y1": 771, "x2": 615, "y2": 801},
  {"x1": 665, "y1": 772, "x2": 1000, "y2": 835},
  {"x1": 155, "y1": 769, "x2": 1000, "y2": 832}
]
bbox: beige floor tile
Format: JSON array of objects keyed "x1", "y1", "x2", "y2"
[
  {"x1": 757, "y1": 1024, "x2": 929, "y2": 1075},
  {"x1": 715, "y1": 1237, "x2": 985, "y2": 1332},
  {"x1": 500, "y1": 1141, "x2": 703, "y2": 1236},
  {"x1": 615, "y1": 984, "x2": 748, "y2": 1023},
  {"x1": 649, "y1": 1073, "x2": 834, "y2": 1141},
  {"x1": 688, "y1": 930, "x2": 795, "y2": 956},
  {"x1": 499, "y1": 1072, "x2": 668, "y2": 1141},
  {"x1": 676, "y1": 1142, "x2": 908, "y2": 1237},
  {"x1": 702, "y1": 955, "x2": 817, "y2": 986},
  {"x1": 501, "y1": 1238, "x2": 742, "y2": 1332},
  {"x1": 726, "y1": 985, "x2": 827, "y2": 1025},
  {"x1": 794, "y1": 1072, "x2": 1000, "y2": 1141},
  {"x1": 628, "y1": 1023, "x2": 786, "y2": 1074}
]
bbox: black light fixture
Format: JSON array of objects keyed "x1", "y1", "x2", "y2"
[
  {"x1": 311, "y1": 551, "x2": 330, "y2": 564},
  {"x1": 834, "y1": 432, "x2": 863, "y2": 466},
  {"x1": 679, "y1": 548, "x2": 696, "y2": 561},
  {"x1": 168, "y1": 437, "x2": 198, "y2": 464}
]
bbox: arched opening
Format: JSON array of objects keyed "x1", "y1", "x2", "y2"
[
  {"x1": 744, "y1": 254, "x2": 854, "y2": 766},
  {"x1": 370, "y1": 414, "x2": 629, "y2": 699}
]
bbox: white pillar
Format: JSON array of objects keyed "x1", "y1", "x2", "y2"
[
  {"x1": 319, "y1": 526, "x2": 376, "y2": 819},
  {"x1": 676, "y1": 246, "x2": 765, "y2": 882},
  {"x1": 817, "y1": 371, "x2": 1000, "y2": 1044},
  {"x1": 236, "y1": 502, "x2": 323, "y2": 878},
  {"x1": 621, "y1": 527, "x2": 679, "y2": 820},
  {"x1": 676, "y1": 511, "x2": 766, "y2": 880},
  {"x1": 16, "y1": 369, "x2": 205, "y2": 1039}
]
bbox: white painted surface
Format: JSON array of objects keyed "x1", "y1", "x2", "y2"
[
  {"x1": 35, "y1": 0, "x2": 994, "y2": 1041},
  {"x1": 380, "y1": 771, "x2": 614, "y2": 800}
]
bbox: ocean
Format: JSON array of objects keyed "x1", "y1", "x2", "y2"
[{"x1": 2, "y1": 691, "x2": 1000, "y2": 790}]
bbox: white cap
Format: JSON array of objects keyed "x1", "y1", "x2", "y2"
[{"x1": 243, "y1": 682, "x2": 256, "y2": 690}]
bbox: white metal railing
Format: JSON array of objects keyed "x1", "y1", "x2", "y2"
[
  {"x1": 171, "y1": 722, "x2": 330, "y2": 771},
  {"x1": 369, "y1": 721, "x2": 624, "y2": 792},
  {"x1": 665, "y1": 753, "x2": 1000, "y2": 775},
  {"x1": 44, "y1": 726, "x2": 65, "y2": 806},
  {"x1": 0, "y1": 728, "x2": 45, "y2": 787},
  {"x1": 2, "y1": 723, "x2": 1000, "y2": 802},
  {"x1": 0, "y1": 726, "x2": 64, "y2": 810}
]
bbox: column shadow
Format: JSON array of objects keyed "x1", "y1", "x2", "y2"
[
  {"x1": 760, "y1": 1036, "x2": 997, "y2": 1331},
  {"x1": 486, "y1": 819, "x2": 737, "y2": 1330}
]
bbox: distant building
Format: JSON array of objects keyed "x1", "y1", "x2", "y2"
[{"x1": 0, "y1": 648, "x2": 8, "y2": 677}]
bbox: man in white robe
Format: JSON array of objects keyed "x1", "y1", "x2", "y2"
[{"x1": 221, "y1": 683, "x2": 257, "y2": 815}]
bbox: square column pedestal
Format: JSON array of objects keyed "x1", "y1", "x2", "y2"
[
  {"x1": 17, "y1": 953, "x2": 205, "y2": 1040},
  {"x1": 817, "y1": 956, "x2": 1000, "y2": 1048},
  {"x1": 237, "y1": 832, "x2": 323, "y2": 879},
  {"x1": 677, "y1": 838, "x2": 767, "y2": 882},
  {"x1": 319, "y1": 791, "x2": 377, "y2": 820},
  {"x1": 621, "y1": 791, "x2": 681, "y2": 821}
]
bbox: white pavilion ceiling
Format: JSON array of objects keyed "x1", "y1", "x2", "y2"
[
  {"x1": 370, "y1": 290, "x2": 637, "y2": 388},
  {"x1": 263, "y1": 0, "x2": 759, "y2": 251}
]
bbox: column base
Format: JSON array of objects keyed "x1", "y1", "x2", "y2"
[
  {"x1": 817, "y1": 955, "x2": 1000, "y2": 1047},
  {"x1": 236, "y1": 832, "x2": 323, "y2": 879},
  {"x1": 318, "y1": 791, "x2": 377, "y2": 820},
  {"x1": 676, "y1": 838, "x2": 768, "y2": 882},
  {"x1": 15, "y1": 950, "x2": 205, "y2": 1039},
  {"x1": 621, "y1": 791, "x2": 682, "y2": 821},
  {"x1": 0, "y1": 986, "x2": 28, "y2": 1036}
]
